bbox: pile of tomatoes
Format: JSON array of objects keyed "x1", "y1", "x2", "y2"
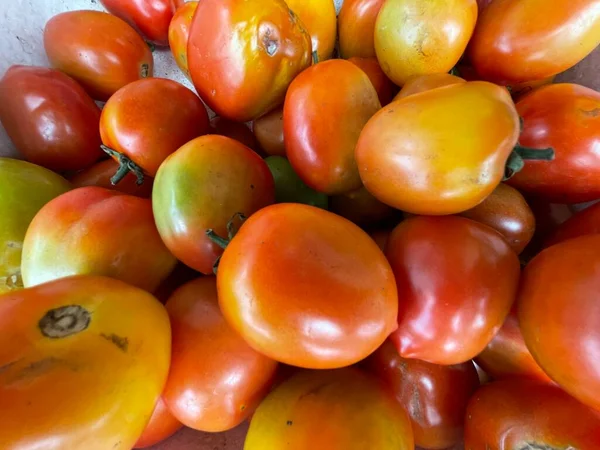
[{"x1": 0, "y1": 0, "x2": 599, "y2": 449}]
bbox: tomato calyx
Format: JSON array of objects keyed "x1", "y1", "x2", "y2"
[
  {"x1": 205, "y1": 213, "x2": 247, "y2": 274},
  {"x1": 101, "y1": 145, "x2": 146, "y2": 186},
  {"x1": 38, "y1": 305, "x2": 91, "y2": 339},
  {"x1": 504, "y1": 145, "x2": 555, "y2": 180}
]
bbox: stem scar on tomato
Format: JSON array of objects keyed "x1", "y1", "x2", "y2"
[
  {"x1": 504, "y1": 145, "x2": 555, "y2": 181},
  {"x1": 38, "y1": 305, "x2": 91, "y2": 339},
  {"x1": 101, "y1": 144, "x2": 146, "y2": 186},
  {"x1": 206, "y1": 212, "x2": 247, "y2": 274}
]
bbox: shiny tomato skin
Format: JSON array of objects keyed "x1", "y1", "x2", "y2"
[
  {"x1": 545, "y1": 201, "x2": 600, "y2": 247},
  {"x1": 168, "y1": 1, "x2": 197, "y2": 78},
  {"x1": 286, "y1": 0, "x2": 336, "y2": 61},
  {"x1": 387, "y1": 216, "x2": 520, "y2": 365},
  {"x1": 152, "y1": 135, "x2": 274, "y2": 275},
  {"x1": 44, "y1": 11, "x2": 153, "y2": 101},
  {"x1": 210, "y1": 117, "x2": 260, "y2": 154},
  {"x1": 508, "y1": 84, "x2": 600, "y2": 204},
  {"x1": 330, "y1": 186, "x2": 397, "y2": 226},
  {"x1": 468, "y1": 0, "x2": 600, "y2": 85},
  {"x1": 187, "y1": 0, "x2": 312, "y2": 122},
  {"x1": 348, "y1": 57, "x2": 398, "y2": 106},
  {"x1": 134, "y1": 396, "x2": 182, "y2": 449},
  {"x1": 253, "y1": 106, "x2": 286, "y2": 157},
  {"x1": 70, "y1": 159, "x2": 153, "y2": 198},
  {"x1": 395, "y1": 73, "x2": 465, "y2": 100},
  {"x1": 0, "y1": 66, "x2": 102, "y2": 172},
  {"x1": 284, "y1": 59, "x2": 381, "y2": 195},
  {"x1": 0, "y1": 275, "x2": 171, "y2": 450},
  {"x1": 338, "y1": 0, "x2": 385, "y2": 59},
  {"x1": 217, "y1": 203, "x2": 398, "y2": 369}
]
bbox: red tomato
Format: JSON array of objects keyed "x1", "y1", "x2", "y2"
[
  {"x1": 163, "y1": 277, "x2": 278, "y2": 432},
  {"x1": 545, "y1": 201, "x2": 600, "y2": 247},
  {"x1": 217, "y1": 203, "x2": 398, "y2": 369},
  {"x1": 210, "y1": 117, "x2": 260, "y2": 154},
  {"x1": 284, "y1": 60, "x2": 381, "y2": 195},
  {"x1": 386, "y1": 216, "x2": 520, "y2": 365},
  {"x1": 286, "y1": 0, "x2": 337, "y2": 62},
  {"x1": 168, "y1": 1, "x2": 197, "y2": 78},
  {"x1": 187, "y1": 0, "x2": 312, "y2": 122},
  {"x1": 0, "y1": 66, "x2": 102, "y2": 172},
  {"x1": 394, "y1": 73, "x2": 465, "y2": 100},
  {"x1": 134, "y1": 397, "x2": 182, "y2": 448},
  {"x1": 330, "y1": 186, "x2": 398, "y2": 226},
  {"x1": 348, "y1": 57, "x2": 398, "y2": 106},
  {"x1": 338, "y1": 0, "x2": 385, "y2": 59},
  {"x1": 253, "y1": 107, "x2": 286, "y2": 157},
  {"x1": 44, "y1": 11, "x2": 153, "y2": 101},
  {"x1": 70, "y1": 159, "x2": 153, "y2": 198}
]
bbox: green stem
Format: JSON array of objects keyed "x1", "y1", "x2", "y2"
[
  {"x1": 504, "y1": 145, "x2": 555, "y2": 180},
  {"x1": 449, "y1": 66, "x2": 461, "y2": 77},
  {"x1": 227, "y1": 213, "x2": 247, "y2": 240},
  {"x1": 101, "y1": 145, "x2": 145, "y2": 186},
  {"x1": 312, "y1": 50, "x2": 319, "y2": 65},
  {"x1": 206, "y1": 230, "x2": 229, "y2": 250}
]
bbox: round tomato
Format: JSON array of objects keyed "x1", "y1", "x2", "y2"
[
  {"x1": 152, "y1": 135, "x2": 274, "y2": 275},
  {"x1": 518, "y1": 234, "x2": 600, "y2": 411},
  {"x1": 387, "y1": 216, "x2": 520, "y2": 365},
  {"x1": 0, "y1": 66, "x2": 102, "y2": 172},
  {"x1": 217, "y1": 203, "x2": 398, "y2": 369},
  {"x1": 245, "y1": 368, "x2": 414, "y2": 450},
  {"x1": 210, "y1": 116, "x2": 260, "y2": 154},
  {"x1": 168, "y1": 1, "x2": 198, "y2": 78},
  {"x1": 134, "y1": 396, "x2": 182, "y2": 449},
  {"x1": 253, "y1": 106, "x2": 286, "y2": 157},
  {"x1": 44, "y1": 11, "x2": 153, "y2": 101},
  {"x1": 330, "y1": 186, "x2": 397, "y2": 226},
  {"x1": 70, "y1": 159, "x2": 154, "y2": 198},
  {"x1": 348, "y1": 57, "x2": 398, "y2": 106},
  {"x1": 286, "y1": 0, "x2": 336, "y2": 62},
  {"x1": 338, "y1": 0, "x2": 385, "y2": 59},
  {"x1": 187, "y1": 0, "x2": 312, "y2": 122},
  {"x1": 545, "y1": 201, "x2": 600, "y2": 247},
  {"x1": 394, "y1": 73, "x2": 465, "y2": 100},
  {"x1": 284, "y1": 59, "x2": 381, "y2": 195},
  {"x1": 21, "y1": 186, "x2": 177, "y2": 292},
  {"x1": 0, "y1": 275, "x2": 171, "y2": 450}
]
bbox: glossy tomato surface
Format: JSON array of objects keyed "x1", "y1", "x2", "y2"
[
  {"x1": 253, "y1": 107, "x2": 286, "y2": 157},
  {"x1": 134, "y1": 397, "x2": 182, "y2": 449},
  {"x1": 545, "y1": 201, "x2": 600, "y2": 247},
  {"x1": 348, "y1": 57, "x2": 398, "y2": 106},
  {"x1": 338, "y1": 0, "x2": 385, "y2": 59},
  {"x1": 168, "y1": 1, "x2": 198, "y2": 78},
  {"x1": 395, "y1": 73, "x2": 465, "y2": 100},
  {"x1": 70, "y1": 159, "x2": 154, "y2": 198},
  {"x1": 286, "y1": 0, "x2": 336, "y2": 61}
]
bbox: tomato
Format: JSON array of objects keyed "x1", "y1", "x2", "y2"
[
  {"x1": 168, "y1": 1, "x2": 197, "y2": 78},
  {"x1": 464, "y1": 380, "x2": 600, "y2": 449},
  {"x1": 370, "y1": 228, "x2": 392, "y2": 252},
  {"x1": 100, "y1": 78, "x2": 209, "y2": 182},
  {"x1": 70, "y1": 159, "x2": 153, "y2": 198},
  {"x1": 163, "y1": 277, "x2": 277, "y2": 432},
  {"x1": 152, "y1": 135, "x2": 274, "y2": 275},
  {"x1": 0, "y1": 158, "x2": 71, "y2": 294},
  {"x1": 187, "y1": 0, "x2": 312, "y2": 122},
  {"x1": 134, "y1": 396, "x2": 182, "y2": 449},
  {"x1": 245, "y1": 368, "x2": 414, "y2": 450},
  {"x1": 476, "y1": 0, "x2": 493, "y2": 10},
  {"x1": 394, "y1": 73, "x2": 465, "y2": 100},
  {"x1": 468, "y1": 0, "x2": 600, "y2": 85},
  {"x1": 210, "y1": 117, "x2": 260, "y2": 154},
  {"x1": 375, "y1": 0, "x2": 478, "y2": 86},
  {"x1": 152, "y1": 263, "x2": 200, "y2": 304},
  {"x1": 21, "y1": 186, "x2": 177, "y2": 292},
  {"x1": 545, "y1": 201, "x2": 600, "y2": 247},
  {"x1": 518, "y1": 234, "x2": 600, "y2": 411},
  {"x1": 387, "y1": 216, "x2": 520, "y2": 365},
  {"x1": 508, "y1": 84, "x2": 600, "y2": 204},
  {"x1": 348, "y1": 57, "x2": 398, "y2": 106},
  {"x1": 0, "y1": 275, "x2": 171, "y2": 450},
  {"x1": 330, "y1": 187, "x2": 397, "y2": 226},
  {"x1": 509, "y1": 76, "x2": 555, "y2": 101},
  {"x1": 367, "y1": 340, "x2": 479, "y2": 450},
  {"x1": 284, "y1": 60, "x2": 381, "y2": 195},
  {"x1": 253, "y1": 107, "x2": 286, "y2": 157},
  {"x1": 338, "y1": 0, "x2": 385, "y2": 59},
  {"x1": 356, "y1": 81, "x2": 520, "y2": 215},
  {"x1": 0, "y1": 66, "x2": 102, "y2": 172},
  {"x1": 286, "y1": 0, "x2": 336, "y2": 62},
  {"x1": 44, "y1": 11, "x2": 153, "y2": 101}
]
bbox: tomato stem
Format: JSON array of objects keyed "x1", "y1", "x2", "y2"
[
  {"x1": 101, "y1": 145, "x2": 145, "y2": 186},
  {"x1": 449, "y1": 66, "x2": 460, "y2": 77},
  {"x1": 312, "y1": 50, "x2": 319, "y2": 65},
  {"x1": 206, "y1": 229, "x2": 229, "y2": 250},
  {"x1": 227, "y1": 213, "x2": 247, "y2": 240},
  {"x1": 504, "y1": 145, "x2": 555, "y2": 180}
]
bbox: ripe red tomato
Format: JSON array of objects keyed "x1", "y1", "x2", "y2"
[
  {"x1": 545, "y1": 201, "x2": 600, "y2": 247},
  {"x1": 217, "y1": 203, "x2": 398, "y2": 369},
  {"x1": 338, "y1": 0, "x2": 385, "y2": 59},
  {"x1": 210, "y1": 117, "x2": 260, "y2": 154},
  {"x1": 44, "y1": 11, "x2": 153, "y2": 101},
  {"x1": 134, "y1": 396, "x2": 182, "y2": 449},
  {"x1": 284, "y1": 60, "x2": 381, "y2": 195},
  {"x1": 168, "y1": 1, "x2": 198, "y2": 78},
  {"x1": 163, "y1": 277, "x2": 278, "y2": 432},
  {"x1": 348, "y1": 57, "x2": 398, "y2": 106},
  {"x1": 286, "y1": 0, "x2": 337, "y2": 62},
  {"x1": 386, "y1": 216, "x2": 520, "y2": 365},
  {"x1": 253, "y1": 107, "x2": 286, "y2": 157},
  {"x1": 330, "y1": 186, "x2": 397, "y2": 226},
  {"x1": 0, "y1": 66, "x2": 102, "y2": 172},
  {"x1": 70, "y1": 159, "x2": 153, "y2": 198},
  {"x1": 395, "y1": 73, "x2": 465, "y2": 100},
  {"x1": 187, "y1": 0, "x2": 312, "y2": 122}
]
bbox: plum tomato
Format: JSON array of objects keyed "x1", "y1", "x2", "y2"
[
  {"x1": 545, "y1": 201, "x2": 600, "y2": 247},
  {"x1": 253, "y1": 107, "x2": 286, "y2": 157},
  {"x1": 348, "y1": 57, "x2": 398, "y2": 106},
  {"x1": 338, "y1": 0, "x2": 385, "y2": 59},
  {"x1": 168, "y1": 1, "x2": 198, "y2": 78},
  {"x1": 286, "y1": 0, "x2": 337, "y2": 62},
  {"x1": 134, "y1": 396, "x2": 182, "y2": 449},
  {"x1": 394, "y1": 73, "x2": 465, "y2": 100},
  {"x1": 330, "y1": 186, "x2": 397, "y2": 227}
]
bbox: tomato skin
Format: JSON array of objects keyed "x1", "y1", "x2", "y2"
[
  {"x1": 187, "y1": 0, "x2": 312, "y2": 122},
  {"x1": 338, "y1": 0, "x2": 385, "y2": 59},
  {"x1": 0, "y1": 66, "x2": 102, "y2": 172},
  {"x1": 330, "y1": 186, "x2": 397, "y2": 226},
  {"x1": 134, "y1": 396, "x2": 182, "y2": 449},
  {"x1": 509, "y1": 76, "x2": 555, "y2": 101},
  {"x1": 348, "y1": 57, "x2": 398, "y2": 106},
  {"x1": 44, "y1": 11, "x2": 153, "y2": 101},
  {"x1": 0, "y1": 275, "x2": 171, "y2": 450},
  {"x1": 387, "y1": 216, "x2": 520, "y2": 365},
  {"x1": 70, "y1": 159, "x2": 153, "y2": 198},
  {"x1": 100, "y1": 78, "x2": 209, "y2": 177},
  {"x1": 217, "y1": 203, "x2": 398, "y2": 369},
  {"x1": 468, "y1": 0, "x2": 600, "y2": 85},
  {"x1": 21, "y1": 186, "x2": 177, "y2": 292},
  {"x1": 253, "y1": 107, "x2": 286, "y2": 157},
  {"x1": 152, "y1": 135, "x2": 274, "y2": 275},
  {"x1": 286, "y1": 0, "x2": 336, "y2": 62},
  {"x1": 168, "y1": 1, "x2": 197, "y2": 78},
  {"x1": 464, "y1": 380, "x2": 600, "y2": 449},
  {"x1": 284, "y1": 60, "x2": 381, "y2": 195},
  {"x1": 210, "y1": 117, "x2": 260, "y2": 154},
  {"x1": 245, "y1": 368, "x2": 414, "y2": 450},
  {"x1": 545, "y1": 201, "x2": 600, "y2": 247},
  {"x1": 356, "y1": 81, "x2": 520, "y2": 215},
  {"x1": 518, "y1": 234, "x2": 600, "y2": 412},
  {"x1": 394, "y1": 73, "x2": 465, "y2": 100},
  {"x1": 508, "y1": 84, "x2": 600, "y2": 204}
]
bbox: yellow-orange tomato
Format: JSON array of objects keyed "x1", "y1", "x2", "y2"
[
  {"x1": 134, "y1": 396, "x2": 182, "y2": 449},
  {"x1": 286, "y1": 0, "x2": 336, "y2": 62},
  {"x1": 0, "y1": 275, "x2": 171, "y2": 450},
  {"x1": 395, "y1": 73, "x2": 465, "y2": 100},
  {"x1": 168, "y1": 1, "x2": 198, "y2": 78},
  {"x1": 338, "y1": 0, "x2": 385, "y2": 59},
  {"x1": 349, "y1": 57, "x2": 398, "y2": 106}
]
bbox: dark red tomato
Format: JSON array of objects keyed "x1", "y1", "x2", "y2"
[
  {"x1": 253, "y1": 107, "x2": 286, "y2": 157},
  {"x1": 367, "y1": 340, "x2": 479, "y2": 450},
  {"x1": 464, "y1": 380, "x2": 600, "y2": 449},
  {"x1": 521, "y1": 196, "x2": 572, "y2": 258},
  {"x1": 386, "y1": 216, "x2": 520, "y2": 365},
  {"x1": 508, "y1": 84, "x2": 600, "y2": 204},
  {"x1": 330, "y1": 186, "x2": 397, "y2": 227},
  {"x1": 518, "y1": 234, "x2": 600, "y2": 412},
  {"x1": 338, "y1": 0, "x2": 385, "y2": 59},
  {"x1": 44, "y1": 11, "x2": 153, "y2": 101},
  {"x1": 210, "y1": 117, "x2": 260, "y2": 154},
  {"x1": 0, "y1": 66, "x2": 102, "y2": 172},
  {"x1": 70, "y1": 159, "x2": 153, "y2": 198},
  {"x1": 545, "y1": 201, "x2": 600, "y2": 247},
  {"x1": 134, "y1": 396, "x2": 182, "y2": 448},
  {"x1": 348, "y1": 57, "x2": 397, "y2": 106}
]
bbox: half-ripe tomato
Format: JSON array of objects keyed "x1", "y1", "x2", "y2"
[
  {"x1": 356, "y1": 81, "x2": 520, "y2": 215},
  {"x1": 21, "y1": 187, "x2": 177, "y2": 292},
  {"x1": 168, "y1": 1, "x2": 198, "y2": 78},
  {"x1": 210, "y1": 117, "x2": 260, "y2": 154},
  {"x1": 394, "y1": 73, "x2": 465, "y2": 100},
  {"x1": 518, "y1": 234, "x2": 600, "y2": 411},
  {"x1": 338, "y1": 0, "x2": 385, "y2": 59},
  {"x1": 545, "y1": 201, "x2": 600, "y2": 247},
  {"x1": 375, "y1": 0, "x2": 478, "y2": 86},
  {"x1": 0, "y1": 66, "x2": 102, "y2": 172},
  {"x1": 187, "y1": 0, "x2": 312, "y2": 122},
  {"x1": 152, "y1": 135, "x2": 274, "y2": 275},
  {"x1": 253, "y1": 107, "x2": 286, "y2": 157},
  {"x1": 245, "y1": 368, "x2": 414, "y2": 450},
  {"x1": 284, "y1": 59, "x2": 381, "y2": 195},
  {"x1": 330, "y1": 186, "x2": 397, "y2": 227},
  {"x1": 163, "y1": 277, "x2": 278, "y2": 432},
  {"x1": 217, "y1": 203, "x2": 398, "y2": 369},
  {"x1": 0, "y1": 275, "x2": 171, "y2": 450},
  {"x1": 348, "y1": 57, "x2": 398, "y2": 106},
  {"x1": 286, "y1": 0, "x2": 337, "y2": 62},
  {"x1": 134, "y1": 396, "x2": 182, "y2": 449},
  {"x1": 387, "y1": 216, "x2": 520, "y2": 365},
  {"x1": 44, "y1": 11, "x2": 153, "y2": 101},
  {"x1": 100, "y1": 78, "x2": 209, "y2": 183},
  {"x1": 508, "y1": 84, "x2": 600, "y2": 204},
  {"x1": 366, "y1": 340, "x2": 480, "y2": 450},
  {"x1": 0, "y1": 158, "x2": 71, "y2": 294},
  {"x1": 468, "y1": 0, "x2": 600, "y2": 85},
  {"x1": 70, "y1": 159, "x2": 154, "y2": 198},
  {"x1": 464, "y1": 380, "x2": 600, "y2": 449}
]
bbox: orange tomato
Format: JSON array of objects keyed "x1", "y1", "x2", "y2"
[
  {"x1": 338, "y1": 0, "x2": 385, "y2": 59},
  {"x1": 70, "y1": 159, "x2": 153, "y2": 198},
  {"x1": 394, "y1": 73, "x2": 465, "y2": 100},
  {"x1": 168, "y1": 1, "x2": 198, "y2": 78},
  {"x1": 134, "y1": 396, "x2": 182, "y2": 449},
  {"x1": 348, "y1": 57, "x2": 398, "y2": 106},
  {"x1": 253, "y1": 106, "x2": 286, "y2": 157},
  {"x1": 286, "y1": 0, "x2": 337, "y2": 62}
]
